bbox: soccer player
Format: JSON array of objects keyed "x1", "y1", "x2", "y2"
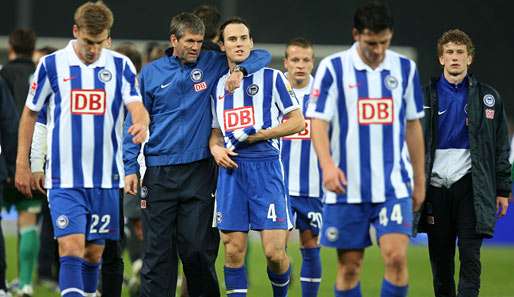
[
  {"x1": 307, "y1": 2, "x2": 425, "y2": 297},
  {"x1": 123, "y1": 12, "x2": 270, "y2": 297},
  {"x1": 209, "y1": 18, "x2": 305, "y2": 297},
  {"x1": 281, "y1": 38, "x2": 322, "y2": 297},
  {"x1": 416, "y1": 29, "x2": 511, "y2": 297},
  {"x1": 14, "y1": 2, "x2": 149, "y2": 297}
]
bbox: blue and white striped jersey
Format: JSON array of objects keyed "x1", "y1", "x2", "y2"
[
  {"x1": 307, "y1": 43, "x2": 424, "y2": 204},
  {"x1": 212, "y1": 67, "x2": 300, "y2": 158},
  {"x1": 281, "y1": 76, "x2": 322, "y2": 198},
  {"x1": 25, "y1": 40, "x2": 142, "y2": 189}
]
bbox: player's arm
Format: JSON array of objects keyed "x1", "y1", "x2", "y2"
[
  {"x1": 126, "y1": 102, "x2": 149, "y2": 144},
  {"x1": 16, "y1": 107, "x2": 39, "y2": 197},
  {"x1": 406, "y1": 119, "x2": 425, "y2": 211},
  {"x1": 213, "y1": 49, "x2": 271, "y2": 92},
  {"x1": 30, "y1": 116, "x2": 47, "y2": 195},
  {"x1": 246, "y1": 109, "x2": 305, "y2": 143},
  {"x1": 311, "y1": 119, "x2": 347, "y2": 194},
  {"x1": 209, "y1": 128, "x2": 238, "y2": 169}
]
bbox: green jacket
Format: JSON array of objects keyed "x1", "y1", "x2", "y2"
[{"x1": 415, "y1": 75, "x2": 511, "y2": 237}]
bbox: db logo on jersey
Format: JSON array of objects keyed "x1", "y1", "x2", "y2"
[
  {"x1": 283, "y1": 119, "x2": 311, "y2": 140},
  {"x1": 358, "y1": 98, "x2": 394, "y2": 125},
  {"x1": 224, "y1": 106, "x2": 255, "y2": 131},
  {"x1": 71, "y1": 90, "x2": 106, "y2": 115},
  {"x1": 194, "y1": 82, "x2": 207, "y2": 92}
]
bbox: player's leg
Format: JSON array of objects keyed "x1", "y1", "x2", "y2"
[
  {"x1": 320, "y1": 203, "x2": 372, "y2": 297},
  {"x1": 293, "y1": 197, "x2": 323, "y2": 297},
  {"x1": 17, "y1": 209, "x2": 40, "y2": 296},
  {"x1": 221, "y1": 231, "x2": 249, "y2": 297},
  {"x1": 425, "y1": 186, "x2": 457, "y2": 297},
  {"x1": 453, "y1": 175, "x2": 482, "y2": 297},
  {"x1": 251, "y1": 158, "x2": 294, "y2": 297},
  {"x1": 83, "y1": 188, "x2": 121, "y2": 297},
  {"x1": 0, "y1": 184, "x2": 8, "y2": 295},
  {"x1": 373, "y1": 198, "x2": 413, "y2": 297},
  {"x1": 38, "y1": 198, "x2": 59, "y2": 288},
  {"x1": 216, "y1": 162, "x2": 250, "y2": 297},
  {"x1": 49, "y1": 188, "x2": 89, "y2": 297},
  {"x1": 176, "y1": 158, "x2": 220, "y2": 297},
  {"x1": 261, "y1": 229, "x2": 290, "y2": 297},
  {"x1": 140, "y1": 166, "x2": 179, "y2": 297},
  {"x1": 335, "y1": 249, "x2": 364, "y2": 296}
]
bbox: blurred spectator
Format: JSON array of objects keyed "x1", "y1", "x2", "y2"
[
  {"x1": 115, "y1": 42, "x2": 143, "y2": 73},
  {"x1": 32, "y1": 46, "x2": 58, "y2": 65},
  {"x1": 144, "y1": 41, "x2": 165, "y2": 64},
  {"x1": 0, "y1": 76, "x2": 18, "y2": 297},
  {"x1": 193, "y1": 4, "x2": 221, "y2": 51},
  {"x1": 1, "y1": 28, "x2": 42, "y2": 297}
]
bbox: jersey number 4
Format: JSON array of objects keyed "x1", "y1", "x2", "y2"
[{"x1": 379, "y1": 204, "x2": 403, "y2": 226}]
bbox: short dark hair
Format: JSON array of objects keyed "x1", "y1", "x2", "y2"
[
  {"x1": 169, "y1": 12, "x2": 205, "y2": 40},
  {"x1": 437, "y1": 29, "x2": 475, "y2": 58},
  {"x1": 285, "y1": 37, "x2": 314, "y2": 58},
  {"x1": 192, "y1": 5, "x2": 221, "y2": 40},
  {"x1": 8, "y1": 28, "x2": 36, "y2": 57},
  {"x1": 115, "y1": 42, "x2": 143, "y2": 73},
  {"x1": 353, "y1": 1, "x2": 394, "y2": 33},
  {"x1": 218, "y1": 17, "x2": 252, "y2": 43},
  {"x1": 74, "y1": 1, "x2": 114, "y2": 35},
  {"x1": 144, "y1": 41, "x2": 165, "y2": 63},
  {"x1": 36, "y1": 46, "x2": 58, "y2": 56}
]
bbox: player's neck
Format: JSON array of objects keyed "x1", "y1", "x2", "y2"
[
  {"x1": 443, "y1": 69, "x2": 468, "y2": 85},
  {"x1": 289, "y1": 77, "x2": 309, "y2": 90},
  {"x1": 228, "y1": 60, "x2": 239, "y2": 73}
]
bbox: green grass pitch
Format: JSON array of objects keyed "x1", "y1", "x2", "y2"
[{"x1": 4, "y1": 235, "x2": 513, "y2": 296}]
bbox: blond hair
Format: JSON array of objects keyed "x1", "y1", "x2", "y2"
[{"x1": 74, "y1": 1, "x2": 114, "y2": 35}]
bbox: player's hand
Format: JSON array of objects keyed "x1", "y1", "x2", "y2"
[
  {"x1": 496, "y1": 196, "x2": 510, "y2": 218},
  {"x1": 322, "y1": 163, "x2": 347, "y2": 194},
  {"x1": 211, "y1": 145, "x2": 238, "y2": 169},
  {"x1": 15, "y1": 165, "x2": 33, "y2": 198},
  {"x1": 225, "y1": 70, "x2": 243, "y2": 92},
  {"x1": 412, "y1": 182, "x2": 426, "y2": 212},
  {"x1": 125, "y1": 174, "x2": 139, "y2": 195},
  {"x1": 128, "y1": 123, "x2": 148, "y2": 144},
  {"x1": 31, "y1": 171, "x2": 46, "y2": 195}
]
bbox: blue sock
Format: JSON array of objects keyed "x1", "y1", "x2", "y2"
[
  {"x1": 82, "y1": 260, "x2": 101, "y2": 295},
  {"x1": 59, "y1": 256, "x2": 84, "y2": 297},
  {"x1": 267, "y1": 265, "x2": 291, "y2": 297},
  {"x1": 381, "y1": 278, "x2": 408, "y2": 297},
  {"x1": 224, "y1": 266, "x2": 248, "y2": 297},
  {"x1": 335, "y1": 283, "x2": 362, "y2": 297},
  {"x1": 300, "y1": 248, "x2": 321, "y2": 297}
]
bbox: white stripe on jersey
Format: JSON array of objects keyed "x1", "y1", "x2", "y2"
[
  {"x1": 280, "y1": 75, "x2": 322, "y2": 198},
  {"x1": 26, "y1": 40, "x2": 142, "y2": 189},
  {"x1": 307, "y1": 43, "x2": 424, "y2": 204}
]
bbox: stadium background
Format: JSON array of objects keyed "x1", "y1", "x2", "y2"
[{"x1": 0, "y1": 0, "x2": 513, "y2": 296}]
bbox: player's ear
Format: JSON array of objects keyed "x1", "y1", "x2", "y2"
[
  {"x1": 72, "y1": 25, "x2": 79, "y2": 39},
  {"x1": 249, "y1": 37, "x2": 254, "y2": 49},
  {"x1": 352, "y1": 28, "x2": 360, "y2": 42},
  {"x1": 170, "y1": 34, "x2": 178, "y2": 47}
]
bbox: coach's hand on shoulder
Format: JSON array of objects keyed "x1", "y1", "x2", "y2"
[
  {"x1": 322, "y1": 163, "x2": 347, "y2": 194},
  {"x1": 125, "y1": 174, "x2": 139, "y2": 195},
  {"x1": 225, "y1": 70, "x2": 244, "y2": 92},
  {"x1": 496, "y1": 196, "x2": 510, "y2": 218},
  {"x1": 211, "y1": 145, "x2": 238, "y2": 169},
  {"x1": 15, "y1": 165, "x2": 33, "y2": 198},
  {"x1": 31, "y1": 171, "x2": 46, "y2": 195}
]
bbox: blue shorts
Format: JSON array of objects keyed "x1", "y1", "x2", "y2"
[
  {"x1": 290, "y1": 195, "x2": 322, "y2": 235},
  {"x1": 48, "y1": 188, "x2": 120, "y2": 241},
  {"x1": 216, "y1": 157, "x2": 293, "y2": 232},
  {"x1": 320, "y1": 198, "x2": 412, "y2": 249}
]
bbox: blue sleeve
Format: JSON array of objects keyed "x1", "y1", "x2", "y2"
[
  {"x1": 239, "y1": 49, "x2": 271, "y2": 74},
  {"x1": 123, "y1": 71, "x2": 146, "y2": 175},
  {"x1": 209, "y1": 49, "x2": 272, "y2": 77}
]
